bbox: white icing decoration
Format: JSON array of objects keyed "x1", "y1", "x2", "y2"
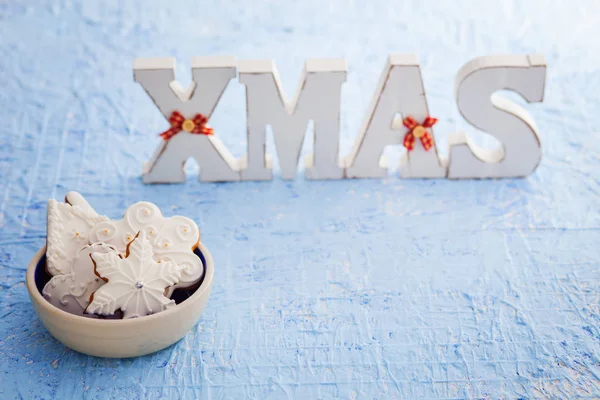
[
  {"x1": 93, "y1": 221, "x2": 118, "y2": 242},
  {"x1": 87, "y1": 232, "x2": 182, "y2": 318},
  {"x1": 43, "y1": 274, "x2": 96, "y2": 317},
  {"x1": 135, "y1": 204, "x2": 157, "y2": 223},
  {"x1": 70, "y1": 228, "x2": 87, "y2": 242},
  {"x1": 145, "y1": 225, "x2": 158, "y2": 237},
  {"x1": 89, "y1": 202, "x2": 203, "y2": 290},
  {"x1": 122, "y1": 232, "x2": 135, "y2": 246},
  {"x1": 176, "y1": 223, "x2": 195, "y2": 241},
  {"x1": 46, "y1": 198, "x2": 109, "y2": 276},
  {"x1": 42, "y1": 243, "x2": 121, "y2": 317},
  {"x1": 158, "y1": 238, "x2": 172, "y2": 249}
]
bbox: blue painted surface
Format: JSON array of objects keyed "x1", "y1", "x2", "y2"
[{"x1": 0, "y1": 1, "x2": 599, "y2": 398}]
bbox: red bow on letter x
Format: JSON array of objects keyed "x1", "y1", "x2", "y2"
[
  {"x1": 402, "y1": 116, "x2": 437, "y2": 152},
  {"x1": 160, "y1": 111, "x2": 214, "y2": 141}
]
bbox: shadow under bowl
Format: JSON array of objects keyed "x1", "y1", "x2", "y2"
[{"x1": 26, "y1": 243, "x2": 214, "y2": 358}]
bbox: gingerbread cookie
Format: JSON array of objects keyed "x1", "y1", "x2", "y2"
[
  {"x1": 89, "y1": 201, "x2": 203, "y2": 293},
  {"x1": 46, "y1": 198, "x2": 109, "y2": 276},
  {"x1": 87, "y1": 232, "x2": 182, "y2": 318},
  {"x1": 43, "y1": 243, "x2": 122, "y2": 317}
]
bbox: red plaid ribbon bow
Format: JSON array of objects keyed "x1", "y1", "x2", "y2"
[
  {"x1": 402, "y1": 116, "x2": 437, "y2": 152},
  {"x1": 160, "y1": 111, "x2": 214, "y2": 141}
]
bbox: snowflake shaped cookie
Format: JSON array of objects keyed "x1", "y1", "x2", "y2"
[
  {"x1": 89, "y1": 201, "x2": 203, "y2": 292},
  {"x1": 43, "y1": 243, "x2": 121, "y2": 317},
  {"x1": 46, "y1": 198, "x2": 109, "y2": 276},
  {"x1": 87, "y1": 232, "x2": 183, "y2": 318}
]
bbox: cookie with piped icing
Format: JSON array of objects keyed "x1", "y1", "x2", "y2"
[
  {"x1": 87, "y1": 232, "x2": 182, "y2": 318},
  {"x1": 43, "y1": 243, "x2": 122, "y2": 317},
  {"x1": 89, "y1": 201, "x2": 203, "y2": 294},
  {"x1": 46, "y1": 196, "x2": 109, "y2": 276}
]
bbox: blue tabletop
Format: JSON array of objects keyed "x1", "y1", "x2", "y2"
[{"x1": 1, "y1": 1, "x2": 599, "y2": 398}]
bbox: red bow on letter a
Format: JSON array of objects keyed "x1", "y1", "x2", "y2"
[
  {"x1": 160, "y1": 111, "x2": 214, "y2": 141},
  {"x1": 402, "y1": 116, "x2": 437, "y2": 152}
]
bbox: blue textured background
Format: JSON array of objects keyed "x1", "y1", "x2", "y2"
[{"x1": 1, "y1": 1, "x2": 599, "y2": 398}]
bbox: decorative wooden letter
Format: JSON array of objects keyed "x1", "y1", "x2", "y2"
[
  {"x1": 238, "y1": 59, "x2": 347, "y2": 180},
  {"x1": 448, "y1": 55, "x2": 547, "y2": 178},
  {"x1": 345, "y1": 54, "x2": 446, "y2": 179},
  {"x1": 134, "y1": 57, "x2": 240, "y2": 183}
]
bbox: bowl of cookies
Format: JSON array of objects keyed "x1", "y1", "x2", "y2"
[{"x1": 26, "y1": 192, "x2": 214, "y2": 358}]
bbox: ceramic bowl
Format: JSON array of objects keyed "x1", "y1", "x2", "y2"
[{"x1": 26, "y1": 243, "x2": 214, "y2": 358}]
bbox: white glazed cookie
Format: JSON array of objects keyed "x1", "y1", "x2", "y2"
[
  {"x1": 87, "y1": 232, "x2": 182, "y2": 319},
  {"x1": 72, "y1": 243, "x2": 121, "y2": 284},
  {"x1": 46, "y1": 199, "x2": 109, "y2": 276},
  {"x1": 43, "y1": 243, "x2": 121, "y2": 317},
  {"x1": 89, "y1": 201, "x2": 203, "y2": 293},
  {"x1": 43, "y1": 274, "x2": 98, "y2": 318}
]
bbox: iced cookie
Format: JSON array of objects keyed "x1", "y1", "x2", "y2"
[
  {"x1": 46, "y1": 198, "x2": 109, "y2": 276},
  {"x1": 87, "y1": 232, "x2": 182, "y2": 319},
  {"x1": 43, "y1": 243, "x2": 122, "y2": 317},
  {"x1": 89, "y1": 201, "x2": 203, "y2": 294}
]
